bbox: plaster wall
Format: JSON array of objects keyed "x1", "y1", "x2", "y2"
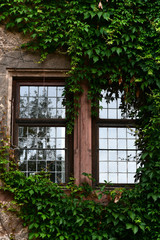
[{"x1": 0, "y1": 25, "x2": 71, "y2": 128}]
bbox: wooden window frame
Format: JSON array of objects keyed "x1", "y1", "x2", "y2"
[
  {"x1": 92, "y1": 91, "x2": 137, "y2": 187},
  {"x1": 12, "y1": 77, "x2": 73, "y2": 183}
]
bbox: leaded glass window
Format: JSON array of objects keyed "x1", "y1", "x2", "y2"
[
  {"x1": 13, "y1": 79, "x2": 72, "y2": 183},
  {"x1": 96, "y1": 90, "x2": 139, "y2": 184}
]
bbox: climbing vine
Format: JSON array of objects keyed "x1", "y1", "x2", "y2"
[
  {"x1": 0, "y1": 0, "x2": 160, "y2": 130},
  {"x1": 0, "y1": 0, "x2": 160, "y2": 239},
  {"x1": 0, "y1": 90, "x2": 160, "y2": 239}
]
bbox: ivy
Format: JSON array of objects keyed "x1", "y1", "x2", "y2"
[
  {"x1": 0, "y1": 1, "x2": 160, "y2": 239},
  {"x1": 0, "y1": 0, "x2": 160, "y2": 131},
  {"x1": 0, "y1": 90, "x2": 160, "y2": 239}
]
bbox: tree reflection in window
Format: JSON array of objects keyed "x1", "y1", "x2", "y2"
[
  {"x1": 18, "y1": 127, "x2": 65, "y2": 183},
  {"x1": 18, "y1": 85, "x2": 66, "y2": 183},
  {"x1": 20, "y1": 86, "x2": 65, "y2": 119}
]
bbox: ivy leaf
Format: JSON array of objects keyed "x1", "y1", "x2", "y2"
[
  {"x1": 29, "y1": 190, "x2": 34, "y2": 195},
  {"x1": 116, "y1": 48, "x2": 122, "y2": 55},
  {"x1": 93, "y1": 56, "x2": 99, "y2": 63},
  {"x1": 97, "y1": 12, "x2": 103, "y2": 19},
  {"x1": 126, "y1": 223, "x2": 138, "y2": 234},
  {"x1": 16, "y1": 18, "x2": 23, "y2": 23},
  {"x1": 103, "y1": 12, "x2": 110, "y2": 20},
  {"x1": 84, "y1": 12, "x2": 90, "y2": 19},
  {"x1": 128, "y1": 211, "x2": 136, "y2": 220},
  {"x1": 106, "y1": 49, "x2": 111, "y2": 57},
  {"x1": 87, "y1": 49, "x2": 93, "y2": 58}
]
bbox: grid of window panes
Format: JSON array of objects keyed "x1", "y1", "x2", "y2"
[
  {"x1": 99, "y1": 90, "x2": 139, "y2": 184},
  {"x1": 20, "y1": 86, "x2": 65, "y2": 119},
  {"x1": 99, "y1": 90, "x2": 127, "y2": 119},
  {"x1": 99, "y1": 127, "x2": 139, "y2": 184},
  {"x1": 18, "y1": 126, "x2": 65, "y2": 183}
]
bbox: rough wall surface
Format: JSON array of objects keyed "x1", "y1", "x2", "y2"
[
  {"x1": 0, "y1": 187, "x2": 28, "y2": 240},
  {"x1": 0, "y1": 25, "x2": 70, "y2": 121},
  {"x1": 0, "y1": 25, "x2": 71, "y2": 240}
]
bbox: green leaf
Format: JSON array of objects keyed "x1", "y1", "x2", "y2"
[
  {"x1": 97, "y1": 12, "x2": 103, "y2": 19},
  {"x1": 132, "y1": 225, "x2": 138, "y2": 234},
  {"x1": 31, "y1": 33, "x2": 37, "y2": 39},
  {"x1": 29, "y1": 190, "x2": 34, "y2": 195},
  {"x1": 87, "y1": 50, "x2": 93, "y2": 58},
  {"x1": 128, "y1": 211, "x2": 136, "y2": 220},
  {"x1": 16, "y1": 18, "x2": 23, "y2": 23},
  {"x1": 116, "y1": 48, "x2": 122, "y2": 55},
  {"x1": 93, "y1": 56, "x2": 99, "y2": 63},
  {"x1": 29, "y1": 233, "x2": 35, "y2": 240},
  {"x1": 103, "y1": 12, "x2": 110, "y2": 20},
  {"x1": 126, "y1": 223, "x2": 138, "y2": 234},
  {"x1": 106, "y1": 49, "x2": 111, "y2": 57}
]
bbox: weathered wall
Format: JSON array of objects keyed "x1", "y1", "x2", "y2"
[
  {"x1": 0, "y1": 25, "x2": 71, "y2": 123},
  {"x1": 0, "y1": 25, "x2": 71, "y2": 240},
  {"x1": 0, "y1": 189, "x2": 28, "y2": 240}
]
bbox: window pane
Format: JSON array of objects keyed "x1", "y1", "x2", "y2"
[
  {"x1": 18, "y1": 126, "x2": 66, "y2": 183},
  {"x1": 99, "y1": 127, "x2": 138, "y2": 184},
  {"x1": 19, "y1": 86, "x2": 65, "y2": 119},
  {"x1": 99, "y1": 90, "x2": 134, "y2": 120}
]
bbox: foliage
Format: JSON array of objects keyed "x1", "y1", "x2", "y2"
[
  {"x1": 0, "y1": 1, "x2": 160, "y2": 239},
  {"x1": 0, "y1": 91, "x2": 160, "y2": 239},
  {"x1": 0, "y1": 0, "x2": 160, "y2": 130}
]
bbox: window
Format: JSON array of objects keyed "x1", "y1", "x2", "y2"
[
  {"x1": 12, "y1": 78, "x2": 73, "y2": 183},
  {"x1": 93, "y1": 90, "x2": 139, "y2": 185}
]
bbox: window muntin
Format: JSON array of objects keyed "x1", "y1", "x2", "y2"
[
  {"x1": 99, "y1": 127, "x2": 139, "y2": 184},
  {"x1": 97, "y1": 90, "x2": 139, "y2": 184},
  {"x1": 18, "y1": 126, "x2": 66, "y2": 182},
  {"x1": 13, "y1": 79, "x2": 70, "y2": 184},
  {"x1": 19, "y1": 86, "x2": 65, "y2": 119},
  {"x1": 99, "y1": 90, "x2": 134, "y2": 119}
]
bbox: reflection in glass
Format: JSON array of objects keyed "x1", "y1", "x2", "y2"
[
  {"x1": 19, "y1": 86, "x2": 65, "y2": 119},
  {"x1": 99, "y1": 127, "x2": 138, "y2": 184},
  {"x1": 18, "y1": 126, "x2": 66, "y2": 183},
  {"x1": 99, "y1": 90, "x2": 134, "y2": 120}
]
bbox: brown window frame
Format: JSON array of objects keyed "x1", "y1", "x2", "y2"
[
  {"x1": 12, "y1": 77, "x2": 73, "y2": 183},
  {"x1": 92, "y1": 90, "x2": 138, "y2": 187}
]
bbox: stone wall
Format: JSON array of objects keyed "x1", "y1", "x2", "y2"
[
  {"x1": 0, "y1": 25, "x2": 71, "y2": 240},
  {"x1": 0, "y1": 25, "x2": 70, "y2": 123},
  {"x1": 0, "y1": 190, "x2": 28, "y2": 240}
]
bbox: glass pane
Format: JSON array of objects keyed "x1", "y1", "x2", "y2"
[
  {"x1": 118, "y1": 139, "x2": 126, "y2": 149},
  {"x1": 99, "y1": 151, "x2": 107, "y2": 161},
  {"x1": 108, "y1": 128, "x2": 117, "y2": 138},
  {"x1": 38, "y1": 161, "x2": 46, "y2": 171},
  {"x1": 118, "y1": 128, "x2": 126, "y2": 138},
  {"x1": 109, "y1": 151, "x2": 117, "y2": 161},
  {"x1": 20, "y1": 86, "x2": 28, "y2": 96},
  {"x1": 18, "y1": 126, "x2": 66, "y2": 183},
  {"x1": 108, "y1": 139, "x2": 117, "y2": 149},
  {"x1": 128, "y1": 162, "x2": 137, "y2": 172},
  {"x1": 99, "y1": 109, "x2": 107, "y2": 119},
  {"x1": 109, "y1": 162, "x2": 117, "y2": 172},
  {"x1": 57, "y1": 127, "x2": 65, "y2": 138},
  {"x1": 109, "y1": 173, "x2": 117, "y2": 183},
  {"x1": 19, "y1": 86, "x2": 65, "y2": 119},
  {"x1": 128, "y1": 174, "x2": 135, "y2": 183},
  {"x1": 99, "y1": 128, "x2": 107, "y2": 138},
  {"x1": 29, "y1": 86, "x2": 38, "y2": 96},
  {"x1": 118, "y1": 162, "x2": 126, "y2": 172},
  {"x1": 99, "y1": 162, "x2": 107, "y2": 173},
  {"x1": 48, "y1": 87, "x2": 56, "y2": 97},
  {"x1": 99, "y1": 173, "x2": 108, "y2": 183},
  {"x1": 99, "y1": 139, "x2": 107, "y2": 149},
  {"x1": 108, "y1": 109, "x2": 117, "y2": 119},
  {"x1": 118, "y1": 151, "x2": 127, "y2": 161},
  {"x1": 118, "y1": 174, "x2": 127, "y2": 183},
  {"x1": 99, "y1": 126, "x2": 139, "y2": 184}
]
